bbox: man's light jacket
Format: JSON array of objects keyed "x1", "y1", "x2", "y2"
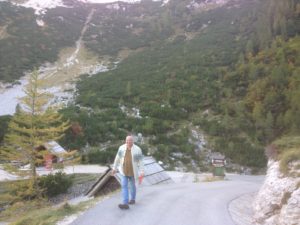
[{"x1": 113, "y1": 144, "x2": 144, "y2": 182}]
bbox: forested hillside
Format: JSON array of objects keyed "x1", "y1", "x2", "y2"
[
  {"x1": 0, "y1": 1, "x2": 89, "y2": 82},
  {"x1": 0, "y1": 0, "x2": 299, "y2": 172},
  {"x1": 60, "y1": 0, "x2": 299, "y2": 170}
]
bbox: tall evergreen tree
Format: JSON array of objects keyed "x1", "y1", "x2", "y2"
[{"x1": 0, "y1": 70, "x2": 69, "y2": 197}]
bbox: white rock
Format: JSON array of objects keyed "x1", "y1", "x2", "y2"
[
  {"x1": 278, "y1": 188, "x2": 300, "y2": 225},
  {"x1": 253, "y1": 160, "x2": 300, "y2": 225}
]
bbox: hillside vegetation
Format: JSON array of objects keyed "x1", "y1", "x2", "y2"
[
  {"x1": 64, "y1": 0, "x2": 299, "y2": 169},
  {"x1": 0, "y1": 0, "x2": 299, "y2": 171}
]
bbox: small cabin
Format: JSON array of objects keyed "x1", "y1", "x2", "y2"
[{"x1": 36, "y1": 141, "x2": 67, "y2": 168}]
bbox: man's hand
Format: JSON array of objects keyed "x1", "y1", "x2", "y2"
[
  {"x1": 138, "y1": 172, "x2": 144, "y2": 184},
  {"x1": 111, "y1": 169, "x2": 117, "y2": 176}
]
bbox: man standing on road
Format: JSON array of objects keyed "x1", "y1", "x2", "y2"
[{"x1": 112, "y1": 135, "x2": 144, "y2": 210}]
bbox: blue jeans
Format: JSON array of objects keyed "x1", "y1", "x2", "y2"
[{"x1": 121, "y1": 175, "x2": 136, "y2": 204}]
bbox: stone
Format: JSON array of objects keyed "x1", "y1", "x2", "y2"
[{"x1": 253, "y1": 160, "x2": 300, "y2": 225}]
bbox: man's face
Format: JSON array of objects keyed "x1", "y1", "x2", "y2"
[{"x1": 126, "y1": 136, "x2": 133, "y2": 149}]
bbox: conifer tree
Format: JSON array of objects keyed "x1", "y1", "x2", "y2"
[{"x1": 0, "y1": 70, "x2": 69, "y2": 197}]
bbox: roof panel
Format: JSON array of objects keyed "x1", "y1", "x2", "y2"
[{"x1": 86, "y1": 156, "x2": 173, "y2": 197}]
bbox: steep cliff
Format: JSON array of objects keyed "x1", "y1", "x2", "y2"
[{"x1": 253, "y1": 160, "x2": 300, "y2": 225}]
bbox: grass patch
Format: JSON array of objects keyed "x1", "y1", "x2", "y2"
[
  {"x1": 0, "y1": 173, "x2": 100, "y2": 223},
  {"x1": 1, "y1": 192, "x2": 103, "y2": 225},
  {"x1": 10, "y1": 199, "x2": 94, "y2": 225},
  {"x1": 0, "y1": 199, "x2": 51, "y2": 222},
  {"x1": 273, "y1": 136, "x2": 300, "y2": 176},
  {"x1": 273, "y1": 136, "x2": 300, "y2": 155},
  {"x1": 70, "y1": 173, "x2": 99, "y2": 185},
  {"x1": 202, "y1": 175, "x2": 224, "y2": 182},
  {"x1": 9, "y1": 190, "x2": 117, "y2": 225},
  {"x1": 42, "y1": 45, "x2": 106, "y2": 88},
  {"x1": 279, "y1": 148, "x2": 300, "y2": 177}
]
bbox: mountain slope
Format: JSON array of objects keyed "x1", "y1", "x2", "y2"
[
  {"x1": 0, "y1": 0, "x2": 299, "y2": 171},
  {"x1": 64, "y1": 0, "x2": 299, "y2": 169},
  {"x1": 0, "y1": 1, "x2": 89, "y2": 82}
]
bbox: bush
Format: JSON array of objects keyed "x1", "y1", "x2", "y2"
[
  {"x1": 279, "y1": 148, "x2": 300, "y2": 176},
  {"x1": 85, "y1": 147, "x2": 116, "y2": 164},
  {"x1": 38, "y1": 172, "x2": 73, "y2": 197},
  {"x1": 270, "y1": 136, "x2": 300, "y2": 176}
]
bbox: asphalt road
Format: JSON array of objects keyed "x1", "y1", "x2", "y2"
[{"x1": 71, "y1": 174, "x2": 264, "y2": 225}]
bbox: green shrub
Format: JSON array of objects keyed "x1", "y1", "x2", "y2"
[
  {"x1": 273, "y1": 136, "x2": 300, "y2": 155},
  {"x1": 85, "y1": 147, "x2": 116, "y2": 164},
  {"x1": 272, "y1": 136, "x2": 300, "y2": 176},
  {"x1": 279, "y1": 148, "x2": 300, "y2": 176},
  {"x1": 38, "y1": 172, "x2": 73, "y2": 197}
]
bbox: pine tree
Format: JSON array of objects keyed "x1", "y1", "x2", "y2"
[
  {"x1": 265, "y1": 111, "x2": 275, "y2": 142},
  {"x1": 0, "y1": 70, "x2": 70, "y2": 198},
  {"x1": 125, "y1": 81, "x2": 132, "y2": 97}
]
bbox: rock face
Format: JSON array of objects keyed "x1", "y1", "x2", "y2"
[{"x1": 253, "y1": 160, "x2": 300, "y2": 225}]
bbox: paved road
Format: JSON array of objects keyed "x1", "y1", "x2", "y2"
[{"x1": 71, "y1": 174, "x2": 264, "y2": 225}]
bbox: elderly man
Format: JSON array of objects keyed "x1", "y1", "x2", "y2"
[{"x1": 112, "y1": 135, "x2": 144, "y2": 209}]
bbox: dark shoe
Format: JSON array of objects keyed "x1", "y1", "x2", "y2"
[
  {"x1": 129, "y1": 200, "x2": 135, "y2": 205},
  {"x1": 118, "y1": 204, "x2": 129, "y2": 209}
]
